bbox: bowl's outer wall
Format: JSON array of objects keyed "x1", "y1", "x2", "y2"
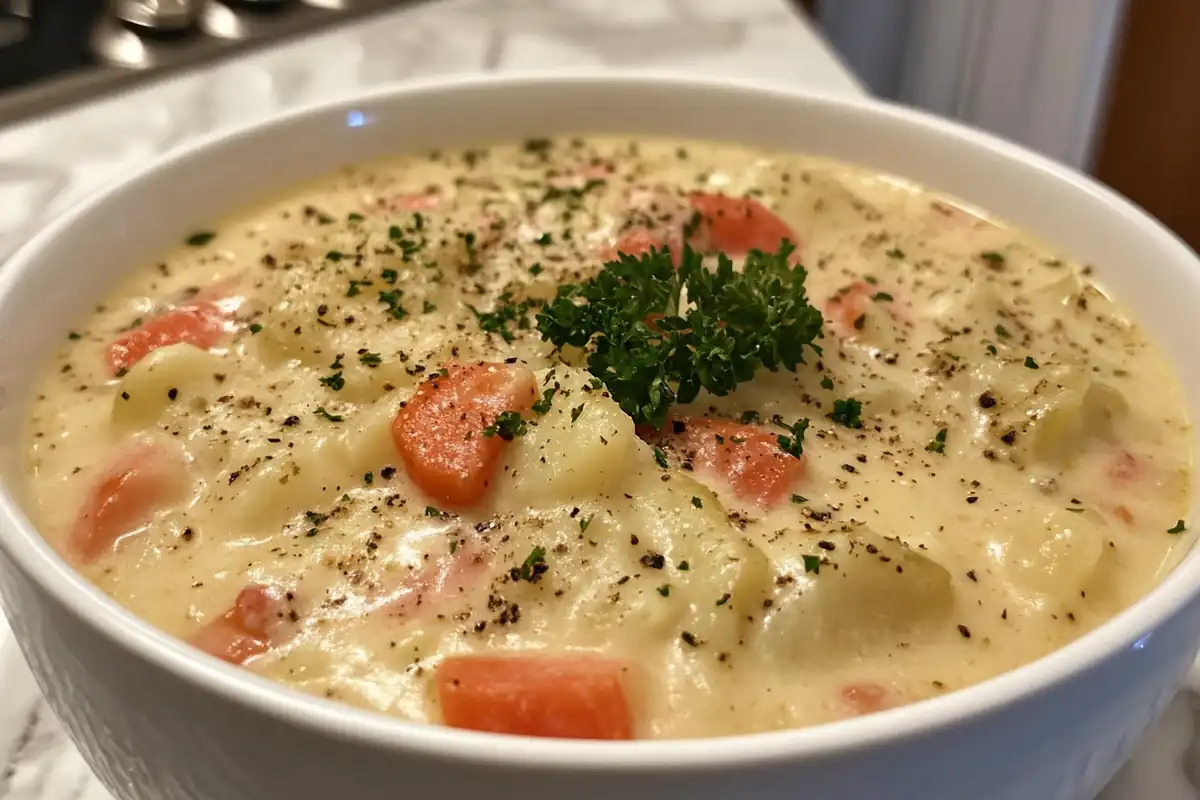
[{"x1": 1, "y1": 76, "x2": 1200, "y2": 799}]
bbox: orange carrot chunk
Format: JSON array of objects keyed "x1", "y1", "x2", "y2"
[
  {"x1": 105, "y1": 301, "x2": 227, "y2": 375},
  {"x1": 391, "y1": 362, "x2": 536, "y2": 508},
  {"x1": 191, "y1": 584, "x2": 284, "y2": 665},
  {"x1": 673, "y1": 417, "x2": 806, "y2": 507},
  {"x1": 823, "y1": 281, "x2": 873, "y2": 337},
  {"x1": 687, "y1": 192, "x2": 798, "y2": 255},
  {"x1": 68, "y1": 442, "x2": 187, "y2": 563},
  {"x1": 437, "y1": 655, "x2": 634, "y2": 740},
  {"x1": 839, "y1": 681, "x2": 890, "y2": 716}
]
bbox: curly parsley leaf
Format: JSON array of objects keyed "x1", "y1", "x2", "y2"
[
  {"x1": 536, "y1": 242, "x2": 822, "y2": 428},
  {"x1": 482, "y1": 410, "x2": 528, "y2": 441}
]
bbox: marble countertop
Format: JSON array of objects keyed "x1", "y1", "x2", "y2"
[{"x1": 0, "y1": 1, "x2": 1195, "y2": 798}]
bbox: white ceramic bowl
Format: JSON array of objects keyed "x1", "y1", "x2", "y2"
[{"x1": 1, "y1": 74, "x2": 1199, "y2": 800}]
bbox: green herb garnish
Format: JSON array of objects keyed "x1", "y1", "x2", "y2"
[
  {"x1": 531, "y1": 387, "x2": 556, "y2": 415},
  {"x1": 185, "y1": 231, "x2": 216, "y2": 247},
  {"x1": 828, "y1": 398, "x2": 864, "y2": 429},
  {"x1": 1168, "y1": 519, "x2": 1188, "y2": 534},
  {"x1": 653, "y1": 446, "x2": 669, "y2": 469},
  {"x1": 469, "y1": 292, "x2": 542, "y2": 343},
  {"x1": 926, "y1": 428, "x2": 948, "y2": 454},
  {"x1": 248, "y1": 323, "x2": 263, "y2": 334},
  {"x1": 482, "y1": 410, "x2": 528, "y2": 441},
  {"x1": 378, "y1": 290, "x2": 407, "y2": 320},
  {"x1": 315, "y1": 406, "x2": 344, "y2": 422},
  {"x1": 516, "y1": 546, "x2": 548, "y2": 582},
  {"x1": 1024, "y1": 356, "x2": 1040, "y2": 369},
  {"x1": 359, "y1": 352, "x2": 382, "y2": 367},
  {"x1": 803, "y1": 554, "x2": 822, "y2": 574},
  {"x1": 775, "y1": 417, "x2": 809, "y2": 458},
  {"x1": 536, "y1": 242, "x2": 822, "y2": 429}
]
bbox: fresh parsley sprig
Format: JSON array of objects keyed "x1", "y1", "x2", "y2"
[{"x1": 535, "y1": 242, "x2": 822, "y2": 429}]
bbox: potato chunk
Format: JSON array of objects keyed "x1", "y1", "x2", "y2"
[
  {"x1": 111, "y1": 343, "x2": 224, "y2": 429},
  {"x1": 758, "y1": 529, "x2": 954, "y2": 663},
  {"x1": 500, "y1": 368, "x2": 637, "y2": 508}
]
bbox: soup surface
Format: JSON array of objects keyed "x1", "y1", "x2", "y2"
[{"x1": 25, "y1": 136, "x2": 1193, "y2": 739}]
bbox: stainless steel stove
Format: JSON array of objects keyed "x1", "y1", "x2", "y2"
[{"x1": 0, "y1": 0, "x2": 416, "y2": 124}]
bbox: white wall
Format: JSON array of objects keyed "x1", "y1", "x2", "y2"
[{"x1": 819, "y1": 0, "x2": 1128, "y2": 171}]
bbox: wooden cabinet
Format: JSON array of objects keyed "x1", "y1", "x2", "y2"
[{"x1": 1094, "y1": 0, "x2": 1200, "y2": 249}]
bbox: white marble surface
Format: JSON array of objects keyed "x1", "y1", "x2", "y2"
[{"x1": 0, "y1": 1, "x2": 1194, "y2": 798}]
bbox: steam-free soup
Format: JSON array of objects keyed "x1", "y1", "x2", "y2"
[{"x1": 25, "y1": 136, "x2": 1192, "y2": 739}]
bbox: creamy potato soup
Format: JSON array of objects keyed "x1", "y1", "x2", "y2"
[{"x1": 25, "y1": 136, "x2": 1193, "y2": 740}]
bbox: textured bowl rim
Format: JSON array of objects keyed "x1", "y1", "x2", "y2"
[{"x1": 0, "y1": 71, "x2": 1197, "y2": 771}]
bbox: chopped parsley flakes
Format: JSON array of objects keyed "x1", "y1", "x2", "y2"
[
  {"x1": 185, "y1": 231, "x2": 216, "y2": 247},
  {"x1": 515, "y1": 546, "x2": 548, "y2": 582},
  {"x1": 482, "y1": 411, "x2": 528, "y2": 441},
  {"x1": 828, "y1": 398, "x2": 864, "y2": 429},
  {"x1": 314, "y1": 406, "x2": 344, "y2": 422}
]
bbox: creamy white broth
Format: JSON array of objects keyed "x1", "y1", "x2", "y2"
[{"x1": 24, "y1": 136, "x2": 1193, "y2": 739}]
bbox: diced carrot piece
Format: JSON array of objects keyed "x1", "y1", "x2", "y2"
[
  {"x1": 687, "y1": 192, "x2": 798, "y2": 254},
  {"x1": 669, "y1": 417, "x2": 806, "y2": 507},
  {"x1": 612, "y1": 229, "x2": 669, "y2": 258},
  {"x1": 839, "y1": 682, "x2": 889, "y2": 716},
  {"x1": 69, "y1": 442, "x2": 187, "y2": 563},
  {"x1": 392, "y1": 363, "x2": 537, "y2": 508},
  {"x1": 105, "y1": 302, "x2": 227, "y2": 375},
  {"x1": 389, "y1": 191, "x2": 443, "y2": 212},
  {"x1": 824, "y1": 281, "x2": 873, "y2": 337},
  {"x1": 382, "y1": 538, "x2": 491, "y2": 617},
  {"x1": 191, "y1": 584, "x2": 286, "y2": 665},
  {"x1": 437, "y1": 655, "x2": 634, "y2": 740},
  {"x1": 1114, "y1": 505, "x2": 1135, "y2": 525},
  {"x1": 1107, "y1": 451, "x2": 1140, "y2": 485}
]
